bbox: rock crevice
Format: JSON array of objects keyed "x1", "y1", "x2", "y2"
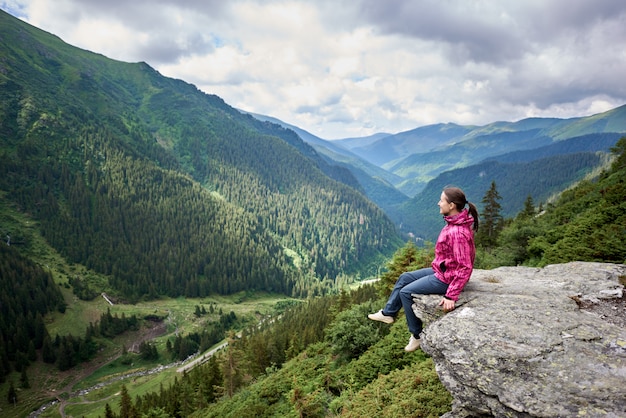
[{"x1": 413, "y1": 262, "x2": 626, "y2": 418}]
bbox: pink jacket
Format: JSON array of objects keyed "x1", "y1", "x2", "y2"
[{"x1": 431, "y1": 209, "x2": 475, "y2": 301}]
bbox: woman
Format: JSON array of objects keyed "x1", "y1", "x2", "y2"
[{"x1": 368, "y1": 186, "x2": 479, "y2": 352}]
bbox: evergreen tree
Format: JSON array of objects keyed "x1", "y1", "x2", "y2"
[
  {"x1": 377, "y1": 241, "x2": 433, "y2": 298},
  {"x1": 142, "y1": 407, "x2": 169, "y2": 418},
  {"x1": 221, "y1": 332, "x2": 245, "y2": 397},
  {"x1": 119, "y1": 384, "x2": 135, "y2": 418},
  {"x1": 27, "y1": 340, "x2": 37, "y2": 362},
  {"x1": 477, "y1": 181, "x2": 503, "y2": 248},
  {"x1": 516, "y1": 194, "x2": 536, "y2": 220},
  {"x1": 42, "y1": 335, "x2": 56, "y2": 364},
  {"x1": 204, "y1": 355, "x2": 223, "y2": 403},
  {"x1": 56, "y1": 338, "x2": 74, "y2": 371},
  {"x1": 483, "y1": 135, "x2": 626, "y2": 267},
  {"x1": 104, "y1": 402, "x2": 116, "y2": 418},
  {"x1": 610, "y1": 136, "x2": 626, "y2": 171},
  {"x1": 139, "y1": 341, "x2": 159, "y2": 361}
]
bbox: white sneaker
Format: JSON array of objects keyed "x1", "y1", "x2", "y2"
[
  {"x1": 367, "y1": 310, "x2": 395, "y2": 324},
  {"x1": 404, "y1": 335, "x2": 421, "y2": 352}
]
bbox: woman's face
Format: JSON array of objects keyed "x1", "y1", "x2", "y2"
[{"x1": 438, "y1": 192, "x2": 456, "y2": 216}]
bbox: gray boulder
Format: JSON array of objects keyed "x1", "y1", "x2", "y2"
[{"x1": 413, "y1": 262, "x2": 626, "y2": 418}]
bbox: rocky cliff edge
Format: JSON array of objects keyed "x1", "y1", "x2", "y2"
[{"x1": 413, "y1": 261, "x2": 626, "y2": 418}]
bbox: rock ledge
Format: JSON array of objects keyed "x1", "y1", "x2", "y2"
[{"x1": 413, "y1": 262, "x2": 626, "y2": 418}]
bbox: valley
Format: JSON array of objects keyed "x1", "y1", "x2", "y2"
[
  {"x1": 29, "y1": 286, "x2": 295, "y2": 417},
  {"x1": 0, "y1": 7, "x2": 625, "y2": 417}
]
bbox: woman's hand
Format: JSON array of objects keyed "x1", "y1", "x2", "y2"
[{"x1": 439, "y1": 298, "x2": 455, "y2": 312}]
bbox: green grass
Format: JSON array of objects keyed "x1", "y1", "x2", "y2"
[{"x1": 62, "y1": 365, "x2": 181, "y2": 418}]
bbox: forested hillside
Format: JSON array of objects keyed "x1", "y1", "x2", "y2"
[
  {"x1": 0, "y1": 9, "x2": 402, "y2": 301},
  {"x1": 1, "y1": 7, "x2": 624, "y2": 418},
  {"x1": 327, "y1": 104, "x2": 626, "y2": 203},
  {"x1": 396, "y1": 133, "x2": 621, "y2": 241},
  {"x1": 485, "y1": 136, "x2": 626, "y2": 267},
  {"x1": 247, "y1": 112, "x2": 410, "y2": 215},
  {"x1": 337, "y1": 106, "x2": 626, "y2": 173},
  {"x1": 93, "y1": 244, "x2": 453, "y2": 418}
]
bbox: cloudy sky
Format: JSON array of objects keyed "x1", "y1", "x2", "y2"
[{"x1": 3, "y1": 0, "x2": 626, "y2": 139}]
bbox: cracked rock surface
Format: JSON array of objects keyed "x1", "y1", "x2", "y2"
[{"x1": 413, "y1": 262, "x2": 626, "y2": 418}]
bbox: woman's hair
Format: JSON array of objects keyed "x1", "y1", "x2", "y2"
[{"x1": 443, "y1": 186, "x2": 479, "y2": 231}]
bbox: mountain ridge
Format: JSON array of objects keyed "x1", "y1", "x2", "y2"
[
  {"x1": 355, "y1": 105, "x2": 626, "y2": 166},
  {"x1": 0, "y1": 9, "x2": 402, "y2": 301}
]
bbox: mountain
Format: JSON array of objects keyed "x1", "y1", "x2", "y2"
[
  {"x1": 544, "y1": 105, "x2": 626, "y2": 140},
  {"x1": 398, "y1": 153, "x2": 608, "y2": 240},
  {"x1": 339, "y1": 123, "x2": 473, "y2": 167},
  {"x1": 387, "y1": 129, "x2": 554, "y2": 196},
  {"x1": 254, "y1": 104, "x2": 624, "y2": 241},
  {"x1": 482, "y1": 132, "x2": 623, "y2": 164},
  {"x1": 247, "y1": 102, "x2": 625, "y2": 241},
  {"x1": 334, "y1": 107, "x2": 626, "y2": 196},
  {"x1": 340, "y1": 108, "x2": 626, "y2": 169},
  {"x1": 245, "y1": 112, "x2": 409, "y2": 212},
  {"x1": 396, "y1": 132, "x2": 623, "y2": 240},
  {"x1": 0, "y1": 9, "x2": 402, "y2": 301},
  {"x1": 333, "y1": 132, "x2": 392, "y2": 149}
]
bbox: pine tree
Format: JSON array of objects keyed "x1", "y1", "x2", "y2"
[
  {"x1": 56, "y1": 338, "x2": 74, "y2": 371},
  {"x1": 221, "y1": 332, "x2": 244, "y2": 397},
  {"x1": 610, "y1": 136, "x2": 626, "y2": 171},
  {"x1": 205, "y1": 354, "x2": 224, "y2": 402},
  {"x1": 104, "y1": 402, "x2": 116, "y2": 418},
  {"x1": 42, "y1": 335, "x2": 56, "y2": 364},
  {"x1": 377, "y1": 241, "x2": 433, "y2": 297},
  {"x1": 477, "y1": 181, "x2": 503, "y2": 248},
  {"x1": 119, "y1": 384, "x2": 135, "y2": 418},
  {"x1": 518, "y1": 195, "x2": 536, "y2": 220}
]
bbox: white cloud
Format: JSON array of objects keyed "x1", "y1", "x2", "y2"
[{"x1": 2, "y1": 0, "x2": 626, "y2": 139}]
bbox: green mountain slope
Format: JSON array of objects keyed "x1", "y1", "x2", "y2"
[
  {"x1": 245, "y1": 112, "x2": 410, "y2": 212},
  {"x1": 0, "y1": 10, "x2": 402, "y2": 300},
  {"x1": 544, "y1": 105, "x2": 626, "y2": 140},
  {"x1": 353, "y1": 106, "x2": 626, "y2": 169},
  {"x1": 342, "y1": 123, "x2": 473, "y2": 167},
  {"x1": 397, "y1": 148, "x2": 613, "y2": 241}
]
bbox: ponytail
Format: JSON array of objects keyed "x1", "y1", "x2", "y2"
[{"x1": 467, "y1": 201, "x2": 479, "y2": 231}]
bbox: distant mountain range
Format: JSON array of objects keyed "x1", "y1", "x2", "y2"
[{"x1": 248, "y1": 106, "x2": 626, "y2": 240}]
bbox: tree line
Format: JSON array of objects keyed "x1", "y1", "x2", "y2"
[{"x1": 0, "y1": 246, "x2": 141, "y2": 383}]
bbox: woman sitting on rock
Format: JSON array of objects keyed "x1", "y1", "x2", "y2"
[{"x1": 368, "y1": 186, "x2": 479, "y2": 352}]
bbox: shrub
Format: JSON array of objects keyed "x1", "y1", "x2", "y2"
[{"x1": 325, "y1": 301, "x2": 390, "y2": 360}]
